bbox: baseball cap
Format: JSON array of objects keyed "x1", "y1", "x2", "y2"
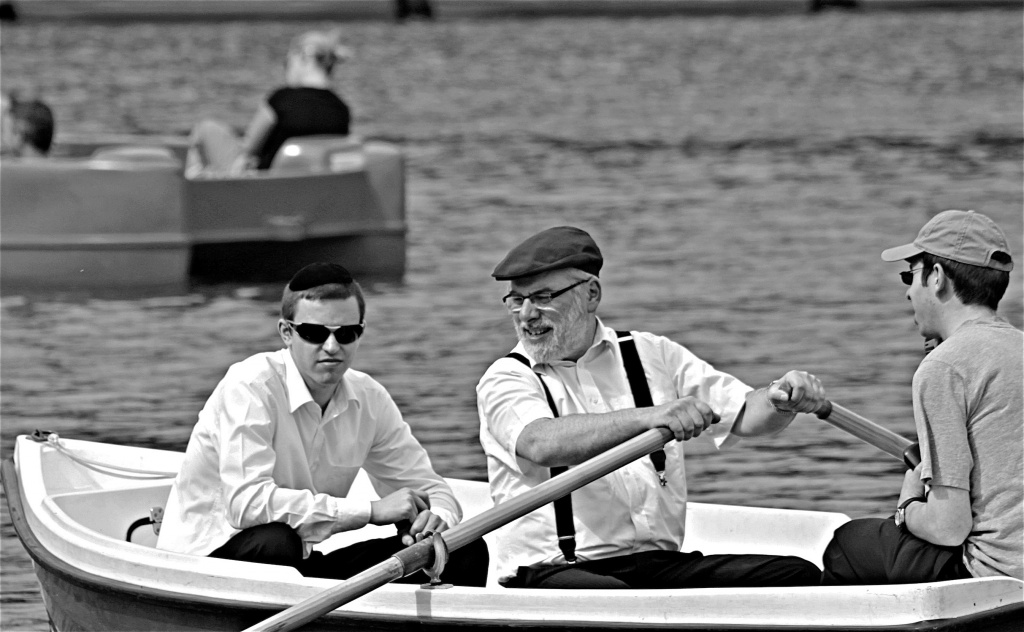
[{"x1": 881, "y1": 210, "x2": 1013, "y2": 272}]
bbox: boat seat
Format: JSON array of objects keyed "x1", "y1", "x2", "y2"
[
  {"x1": 269, "y1": 135, "x2": 365, "y2": 174},
  {"x1": 90, "y1": 145, "x2": 182, "y2": 168},
  {"x1": 49, "y1": 484, "x2": 171, "y2": 549}
]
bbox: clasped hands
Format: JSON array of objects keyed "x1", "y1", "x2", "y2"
[{"x1": 370, "y1": 487, "x2": 446, "y2": 546}]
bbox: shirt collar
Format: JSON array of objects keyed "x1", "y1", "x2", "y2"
[{"x1": 281, "y1": 349, "x2": 355, "y2": 414}]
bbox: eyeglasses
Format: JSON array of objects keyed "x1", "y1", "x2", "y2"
[
  {"x1": 900, "y1": 267, "x2": 924, "y2": 286},
  {"x1": 287, "y1": 321, "x2": 364, "y2": 345},
  {"x1": 502, "y1": 279, "x2": 587, "y2": 311}
]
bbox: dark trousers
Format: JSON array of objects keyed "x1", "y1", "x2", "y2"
[
  {"x1": 821, "y1": 517, "x2": 971, "y2": 585},
  {"x1": 502, "y1": 549, "x2": 820, "y2": 589},
  {"x1": 210, "y1": 522, "x2": 489, "y2": 587}
]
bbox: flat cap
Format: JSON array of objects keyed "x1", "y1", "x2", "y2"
[
  {"x1": 287, "y1": 262, "x2": 354, "y2": 291},
  {"x1": 492, "y1": 226, "x2": 603, "y2": 281}
]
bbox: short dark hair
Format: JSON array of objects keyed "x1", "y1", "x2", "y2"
[
  {"x1": 11, "y1": 98, "x2": 54, "y2": 154},
  {"x1": 915, "y1": 252, "x2": 1010, "y2": 310},
  {"x1": 281, "y1": 281, "x2": 366, "y2": 322}
]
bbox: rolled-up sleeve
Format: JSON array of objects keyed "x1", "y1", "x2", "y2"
[
  {"x1": 648, "y1": 333, "x2": 751, "y2": 446},
  {"x1": 477, "y1": 359, "x2": 555, "y2": 474}
]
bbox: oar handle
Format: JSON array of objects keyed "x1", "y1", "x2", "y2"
[
  {"x1": 813, "y1": 400, "x2": 920, "y2": 469},
  {"x1": 245, "y1": 427, "x2": 674, "y2": 632}
]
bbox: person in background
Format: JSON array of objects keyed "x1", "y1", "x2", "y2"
[
  {"x1": 477, "y1": 225, "x2": 827, "y2": 589},
  {"x1": 822, "y1": 210, "x2": 1022, "y2": 584},
  {"x1": 157, "y1": 262, "x2": 488, "y2": 586},
  {"x1": 1, "y1": 91, "x2": 54, "y2": 158},
  {"x1": 185, "y1": 29, "x2": 351, "y2": 177}
]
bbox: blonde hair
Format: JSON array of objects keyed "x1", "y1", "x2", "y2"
[{"x1": 289, "y1": 29, "x2": 352, "y2": 74}]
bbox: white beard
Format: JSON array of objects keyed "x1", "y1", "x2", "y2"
[{"x1": 516, "y1": 291, "x2": 591, "y2": 364}]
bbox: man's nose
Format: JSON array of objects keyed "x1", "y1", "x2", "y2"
[
  {"x1": 321, "y1": 333, "x2": 342, "y2": 353},
  {"x1": 518, "y1": 299, "x2": 542, "y2": 321}
]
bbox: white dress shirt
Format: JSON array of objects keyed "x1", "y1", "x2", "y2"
[
  {"x1": 158, "y1": 349, "x2": 460, "y2": 558},
  {"x1": 477, "y1": 319, "x2": 751, "y2": 582}
]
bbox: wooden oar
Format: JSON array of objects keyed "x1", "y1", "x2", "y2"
[
  {"x1": 244, "y1": 426, "x2": 674, "y2": 632},
  {"x1": 812, "y1": 400, "x2": 921, "y2": 469}
]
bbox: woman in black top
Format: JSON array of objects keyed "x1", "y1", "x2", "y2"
[{"x1": 185, "y1": 30, "x2": 351, "y2": 177}]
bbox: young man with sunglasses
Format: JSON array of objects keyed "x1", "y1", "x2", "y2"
[
  {"x1": 477, "y1": 226, "x2": 828, "y2": 590},
  {"x1": 158, "y1": 262, "x2": 488, "y2": 586},
  {"x1": 822, "y1": 210, "x2": 1022, "y2": 584}
]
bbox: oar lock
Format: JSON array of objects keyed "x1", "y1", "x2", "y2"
[{"x1": 420, "y1": 532, "x2": 452, "y2": 590}]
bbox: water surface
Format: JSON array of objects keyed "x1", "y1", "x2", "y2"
[{"x1": 2, "y1": 10, "x2": 1022, "y2": 630}]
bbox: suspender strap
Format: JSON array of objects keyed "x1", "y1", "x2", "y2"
[
  {"x1": 505, "y1": 351, "x2": 577, "y2": 564},
  {"x1": 505, "y1": 332, "x2": 666, "y2": 564},
  {"x1": 615, "y1": 331, "x2": 668, "y2": 486}
]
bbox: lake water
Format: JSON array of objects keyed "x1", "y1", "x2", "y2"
[{"x1": 1, "y1": 9, "x2": 1022, "y2": 630}]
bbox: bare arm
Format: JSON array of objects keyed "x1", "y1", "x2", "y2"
[
  {"x1": 231, "y1": 101, "x2": 276, "y2": 173},
  {"x1": 900, "y1": 466, "x2": 972, "y2": 547},
  {"x1": 516, "y1": 397, "x2": 720, "y2": 467},
  {"x1": 730, "y1": 370, "x2": 826, "y2": 437}
]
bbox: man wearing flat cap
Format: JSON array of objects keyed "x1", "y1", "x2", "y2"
[
  {"x1": 823, "y1": 210, "x2": 1023, "y2": 584},
  {"x1": 477, "y1": 226, "x2": 828, "y2": 589},
  {"x1": 159, "y1": 262, "x2": 487, "y2": 585}
]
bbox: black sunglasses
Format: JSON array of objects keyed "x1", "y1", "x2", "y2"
[
  {"x1": 900, "y1": 267, "x2": 924, "y2": 286},
  {"x1": 287, "y1": 321, "x2": 364, "y2": 345}
]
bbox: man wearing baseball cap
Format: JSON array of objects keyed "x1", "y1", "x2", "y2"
[
  {"x1": 477, "y1": 226, "x2": 827, "y2": 589},
  {"x1": 823, "y1": 210, "x2": 1022, "y2": 583},
  {"x1": 159, "y1": 262, "x2": 488, "y2": 586}
]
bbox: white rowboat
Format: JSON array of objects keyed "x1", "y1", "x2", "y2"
[{"x1": 3, "y1": 433, "x2": 1021, "y2": 631}]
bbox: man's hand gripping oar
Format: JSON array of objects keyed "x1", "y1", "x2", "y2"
[{"x1": 244, "y1": 426, "x2": 675, "y2": 632}]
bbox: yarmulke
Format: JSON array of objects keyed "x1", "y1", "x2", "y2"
[
  {"x1": 287, "y1": 262, "x2": 354, "y2": 291},
  {"x1": 492, "y1": 226, "x2": 603, "y2": 281}
]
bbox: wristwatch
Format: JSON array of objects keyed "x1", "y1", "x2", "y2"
[{"x1": 894, "y1": 496, "x2": 926, "y2": 532}]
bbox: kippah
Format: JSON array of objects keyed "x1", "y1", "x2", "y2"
[
  {"x1": 492, "y1": 226, "x2": 603, "y2": 281},
  {"x1": 287, "y1": 262, "x2": 354, "y2": 291}
]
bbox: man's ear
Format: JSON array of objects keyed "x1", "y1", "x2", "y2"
[
  {"x1": 278, "y1": 319, "x2": 293, "y2": 345},
  {"x1": 586, "y1": 278, "x2": 602, "y2": 312},
  {"x1": 931, "y1": 264, "x2": 950, "y2": 297}
]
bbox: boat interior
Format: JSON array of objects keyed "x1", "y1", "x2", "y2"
[{"x1": 36, "y1": 436, "x2": 851, "y2": 590}]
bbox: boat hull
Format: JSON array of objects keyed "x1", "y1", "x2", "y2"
[
  {"x1": 0, "y1": 157, "x2": 192, "y2": 294},
  {"x1": 0, "y1": 135, "x2": 406, "y2": 294},
  {"x1": 3, "y1": 436, "x2": 1022, "y2": 631}
]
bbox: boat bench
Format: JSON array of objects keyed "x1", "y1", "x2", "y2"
[{"x1": 49, "y1": 483, "x2": 171, "y2": 549}]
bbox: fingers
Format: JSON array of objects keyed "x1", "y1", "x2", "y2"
[
  {"x1": 660, "y1": 398, "x2": 720, "y2": 441},
  {"x1": 406, "y1": 510, "x2": 447, "y2": 543},
  {"x1": 370, "y1": 488, "x2": 433, "y2": 526},
  {"x1": 771, "y1": 371, "x2": 827, "y2": 414}
]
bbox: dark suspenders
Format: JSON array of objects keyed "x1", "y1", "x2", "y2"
[{"x1": 505, "y1": 330, "x2": 667, "y2": 565}]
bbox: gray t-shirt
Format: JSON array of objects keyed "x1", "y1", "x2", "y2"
[{"x1": 913, "y1": 317, "x2": 1023, "y2": 579}]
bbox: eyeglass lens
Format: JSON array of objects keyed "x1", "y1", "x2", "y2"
[
  {"x1": 900, "y1": 268, "x2": 922, "y2": 286},
  {"x1": 503, "y1": 279, "x2": 586, "y2": 308},
  {"x1": 292, "y1": 323, "x2": 363, "y2": 345}
]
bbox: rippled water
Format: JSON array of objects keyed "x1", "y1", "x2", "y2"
[{"x1": 1, "y1": 9, "x2": 1022, "y2": 630}]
